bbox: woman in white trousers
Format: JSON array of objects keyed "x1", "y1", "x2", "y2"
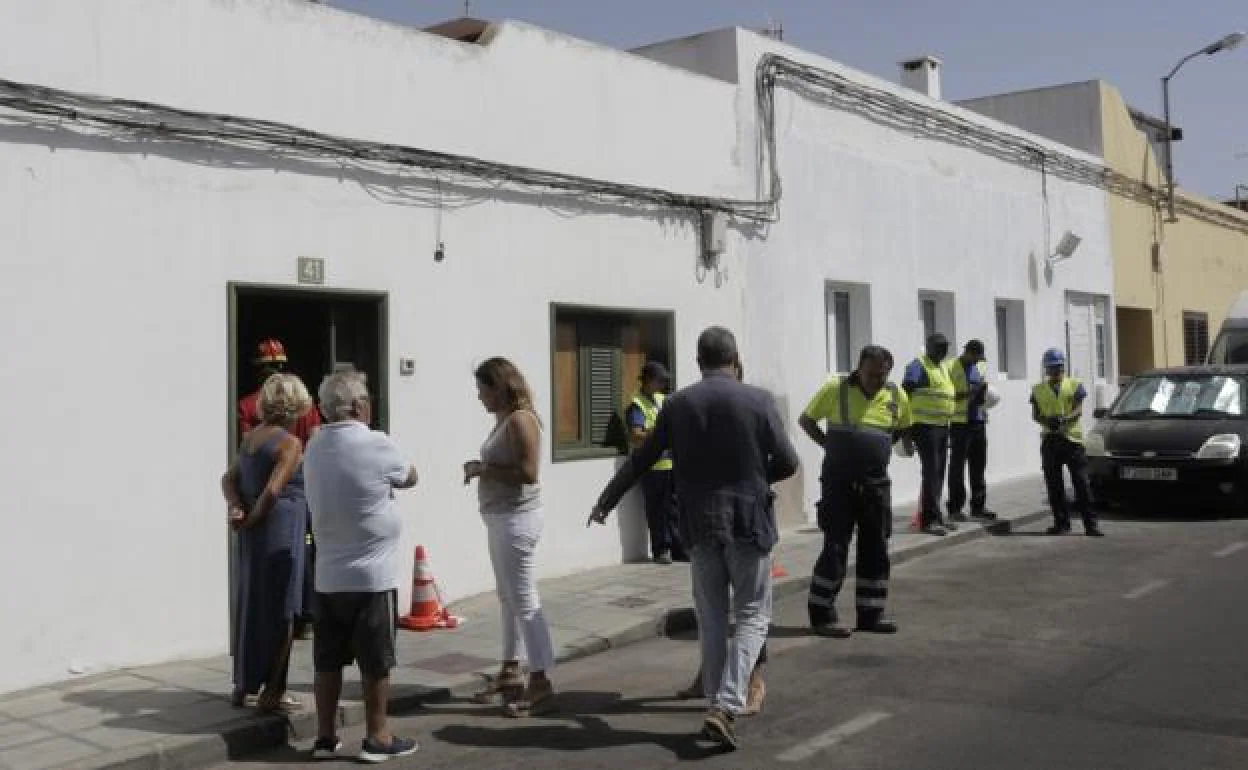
[{"x1": 464, "y1": 357, "x2": 556, "y2": 717}]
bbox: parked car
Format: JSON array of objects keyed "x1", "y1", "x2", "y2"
[
  {"x1": 1207, "y1": 291, "x2": 1248, "y2": 365},
  {"x1": 1087, "y1": 366, "x2": 1248, "y2": 511}
]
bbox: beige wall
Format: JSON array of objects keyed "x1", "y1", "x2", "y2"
[{"x1": 1099, "y1": 83, "x2": 1248, "y2": 368}]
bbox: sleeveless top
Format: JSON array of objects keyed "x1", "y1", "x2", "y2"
[
  {"x1": 238, "y1": 428, "x2": 306, "y2": 507},
  {"x1": 478, "y1": 411, "x2": 542, "y2": 516}
]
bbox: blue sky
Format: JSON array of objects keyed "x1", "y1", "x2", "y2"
[{"x1": 329, "y1": 0, "x2": 1247, "y2": 201}]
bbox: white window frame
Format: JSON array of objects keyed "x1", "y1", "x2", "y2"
[
  {"x1": 825, "y1": 281, "x2": 872, "y2": 374},
  {"x1": 917, "y1": 290, "x2": 956, "y2": 345},
  {"x1": 994, "y1": 298, "x2": 1027, "y2": 380}
]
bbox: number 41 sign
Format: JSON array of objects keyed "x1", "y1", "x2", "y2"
[{"x1": 297, "y1": 257, "x2": 325, "y2": 285}]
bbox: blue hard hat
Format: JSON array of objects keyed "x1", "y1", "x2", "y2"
[{"x1": 1042, "y1": 348, "x2": 1066, "y2": 368}]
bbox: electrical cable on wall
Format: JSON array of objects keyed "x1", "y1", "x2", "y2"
[{"x1": 1, "y1": 53, "x2": 1245, "y2": 235}]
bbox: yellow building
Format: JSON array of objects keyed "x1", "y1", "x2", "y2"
[{"x1": 963, "y1": 81, "x2": 1248, "y2": 376}]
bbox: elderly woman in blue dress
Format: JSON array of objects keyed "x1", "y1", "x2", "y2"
[{"x1": 221, "y1": 373, "x2": 312, "y2": 714}]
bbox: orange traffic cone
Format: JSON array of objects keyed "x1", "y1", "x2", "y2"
[
  {"x1": 398, "y1": 545, "x2": 462, "y2": 631},
  {"x1": 770, "y1": 557, "x2": 788, "y2": 578}
]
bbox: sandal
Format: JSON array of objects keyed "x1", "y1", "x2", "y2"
[
  {"x1": 256, "y1": 692, "x2": 303, "y2": 715},
  {"x1": 502, "y1": 682, "x2": 556, "y2": 718},
  {"x1": 473, "y1": 666, "x2": 525, "y2": 705}
]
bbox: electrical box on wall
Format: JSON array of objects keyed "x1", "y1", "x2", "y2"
[
  {"x1": 701, "y1": 210, "x2": 726, "y2": 265},
  {"x1": 398, "y1": 358, "x2": 415, "y2": 377}
]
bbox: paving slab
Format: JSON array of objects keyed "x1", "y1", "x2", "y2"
[{"x1": 0, "y1": 475, "x2": 1047, "y2": 770}]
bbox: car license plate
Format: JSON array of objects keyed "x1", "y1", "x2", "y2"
[{"x1": 1120, "y1": 467, "x2": 1178, "y2": 482}]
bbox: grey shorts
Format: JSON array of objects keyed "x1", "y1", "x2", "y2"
[{"x1": 313, "y1": 590, "x2": 397, "y2": 680}]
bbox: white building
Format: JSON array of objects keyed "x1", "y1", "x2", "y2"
[{"x1": 0, "y1": 0, "x2": 1114, "y2": 695}]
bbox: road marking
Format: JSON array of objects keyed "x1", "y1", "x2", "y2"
[
  {"x1": 1214, "y1": 542, "x2": 1247, "y2": 558},
  {"x1": 777, "y1": 711, "x2": 892, "y2": 763},
  {"x1": 1123, "y1": 579, "x2": 1169, "y2": 600}
]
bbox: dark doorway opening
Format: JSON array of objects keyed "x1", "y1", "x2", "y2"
[
  {"x1": 226, "y1": 284, "x2": 388, "y2": 652},
  {"x1": 231, "y1": 286, "x2": 389, "y2": 449}
]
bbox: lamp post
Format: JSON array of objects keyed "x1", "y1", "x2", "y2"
[{"x1": 1161, "y1": 32, "x2": 1245, "y2": 221}]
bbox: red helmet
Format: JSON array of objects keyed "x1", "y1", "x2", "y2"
[{"x1": 254, "y1": 338, "x2": 288, "y2": 365}]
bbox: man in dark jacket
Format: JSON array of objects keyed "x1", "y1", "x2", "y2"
[{"x1": 589, "y1": 327, "x2": 799, "y2": 751}]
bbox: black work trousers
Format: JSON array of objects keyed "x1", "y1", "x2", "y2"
[
  {"x1": 1041, "y1": 436, "x2": 1096, "y2": 531},
  {"x1": 808, "y1": 475, "x2": 893, "y2": 627},
  {"x1": 913, "y1": 423, "x2": 949, "y2": 526},
  {"x1": 948, "y1": 422, "x2": 988, "y2": 515},
  {"x1": 641, "y1": 469, "x2": 685, "y2": 560}
]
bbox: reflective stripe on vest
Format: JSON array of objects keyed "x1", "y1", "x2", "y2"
[
  {"x1": 825, "y1": 378, "x2": 900, "y2": 436},
  {"x1": 911, "y1": 356, "x2": 955, "y2": 426},
  {"x1": 951, "y1": 360, "x2": 988, "y2": 424},
  {"x1": 1032, "y1": 377, "x2": 1084, "y2": 443},
  {"x1": 632, "y1": 392, "x2": 673, "y2": 470}
]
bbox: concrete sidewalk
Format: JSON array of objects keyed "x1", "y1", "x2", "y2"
[{"x1": 0, "y1": 476, "x2": 1049, "y2": 770}]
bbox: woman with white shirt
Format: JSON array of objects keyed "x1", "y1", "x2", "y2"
[{"x1": 463, "y1": 357, "x2": 556, "y2": 717}]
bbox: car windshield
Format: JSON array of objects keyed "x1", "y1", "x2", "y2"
[{"x1": 1111, "y1": 374, "x2": 1245, "y2": 419}]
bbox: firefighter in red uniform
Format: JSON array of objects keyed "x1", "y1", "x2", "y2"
[
  {"x1": 238, "y1": 338, "x2": 322, "y2": 638},
  {"x1": 239, "y1": 339, "x2": 322, "y2": 444}
]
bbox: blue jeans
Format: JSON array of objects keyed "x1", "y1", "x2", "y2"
[{"x1": 690, "y1": 541, "x2": 772, "y2": 715}]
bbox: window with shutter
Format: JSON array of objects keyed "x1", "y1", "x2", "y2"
[
  {"x1": 551, "y1": 305, "x2": 675, "y2": 460},
  {"x1": 1183, "y1": 312, "x2": 1210, "y2": 366}
]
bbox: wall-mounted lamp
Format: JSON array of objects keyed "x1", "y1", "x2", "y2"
[{"x1": 1047, "y1": 230, "x2": 1082, "y2": 267}]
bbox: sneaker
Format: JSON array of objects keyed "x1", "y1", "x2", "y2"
[
  {"x1": 948, "y1": 511, "x2": 970, "y2": 522},
  {"x1": 311, "y1": 736, "x2": 342, "y2": 760},
  {"x1": 1046, "y1": 524, "x2": 1072, "y2": 535},
  {"x1": 920, "y1": 523, "x2": 948, "y2": 537},
  {"x1": 358, "y1": 736, "x2": 419, "y2": 764},
  {"x1": 701, "y1": 708, "x2": 738, "y2": 750},
  {"x1": 855, "y1": 618, "x2": 899, "y2": 634},
  {"x1": 1085, "y1": 527, "x2": 1106, "y2": 537},
  {"x1": 971, "y1": 509, "x2": 998, "y2": 521},
  {"x1": 654, "y1": 551, "x2": 673, "y2": 565},
  {"x1": 942, "y1": 518, "x2": 960, "y2": 532},
  {"x1": 811, "y1": 621, "x2": 853, "y2": 639}
]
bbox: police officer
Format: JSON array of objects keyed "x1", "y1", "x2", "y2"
[
  {"x1": 799, "y1": 345, "x2": 913, "y2": 638},
  {"x1": 947, "y1": 340, "x2": 996, "y2": 522},
  {"x1": 1031, "y1": 348, "x2": 1104, "y2": 537},
  {"x1": 903, "y1": 334, "x2": 956, "y2": 536},
  {"x1": 625, "y1": 361, "x2": 685, "y2": 564}
]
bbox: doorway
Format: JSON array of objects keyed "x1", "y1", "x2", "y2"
[
  {"x1": 226, "y1": 283, "x2": 388, "y2": 652},
  {"x1": 229, "y1": 284, "x2": 389, "y2": 449}
]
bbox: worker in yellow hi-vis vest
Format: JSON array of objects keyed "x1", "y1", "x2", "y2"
[
  {"x1": 902, "y1": 333, "x2": 956, "y2": 536},
  {"x1": 1032, "y1": 348, "x2": 1104, "y2": 537},
  {"x1": 626, "y1": 361, "x2": 686, "y2": 564}
]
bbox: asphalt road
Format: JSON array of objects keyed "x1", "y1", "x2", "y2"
[{"x1": 222, "y1": 513, "x2": 1248, "y2": 769}]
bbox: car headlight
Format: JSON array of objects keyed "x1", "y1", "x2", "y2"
[
  {"x1": 1085, "y1": 432, "x2": 1107, "y2": 458},
  {"x1": 1196, "y1": 434, "x2": 1242, "y2": 460}
]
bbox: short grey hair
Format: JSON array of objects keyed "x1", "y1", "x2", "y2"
[
  {"x1": 257, "y1": 373, "x2": 312, "y2": 425},
  {"x1": 318, "y1": 370, "x2": 369, "y2": 423}
]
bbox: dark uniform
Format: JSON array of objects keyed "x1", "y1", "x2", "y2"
[
  {"x1": 1032, "y1": 375, "x2": 1100, "y2": 535},
  {"x1": 804, "y1": 372, "x2": 913, "y2": 630}
]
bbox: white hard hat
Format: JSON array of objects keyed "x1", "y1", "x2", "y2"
[{"x1": 983, "y1": 386, "x2": 1001, "y2": 409}]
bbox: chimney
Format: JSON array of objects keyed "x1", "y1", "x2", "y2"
[{"x1": 900, "y1": 55, "x2": 942, "y2": 100}]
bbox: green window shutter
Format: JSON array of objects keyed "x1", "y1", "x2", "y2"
[{"x1": 587, "y1": 346, "x2": 618, "y2": 445}]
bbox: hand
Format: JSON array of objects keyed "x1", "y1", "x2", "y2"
[
  {"x1": 228, "y1": 505, "x2": 247, "y2": 531},
  {"x1": 587, "y1": 507, "x2": 609, "y2": 527},
  {"x1": 463, "y1": 460, "x2": 484, "y2": 485}
]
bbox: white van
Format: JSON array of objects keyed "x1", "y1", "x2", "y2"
[{"x1": 1207, "y1": 291, "x2": 1248, "y2": 364}]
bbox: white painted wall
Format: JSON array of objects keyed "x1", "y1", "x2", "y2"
[
  {"x1": 0, "y1": 4, "x2": 1117, "y2": 695},
  {"x1": 644, "y1": 29, "x2": 1116, "y2": 517},
  {"x1": 0, "y1": 0, "x2": 748, "y2": 695}
]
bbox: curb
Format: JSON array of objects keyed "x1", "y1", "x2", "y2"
[{"x1": 69, "y1": 508, "x2": 1047, "y2": 769}]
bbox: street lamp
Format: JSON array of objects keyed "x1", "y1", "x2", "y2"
[{"x1": 1162, "y1": 31, "x2": 1246, "y2": 221}]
